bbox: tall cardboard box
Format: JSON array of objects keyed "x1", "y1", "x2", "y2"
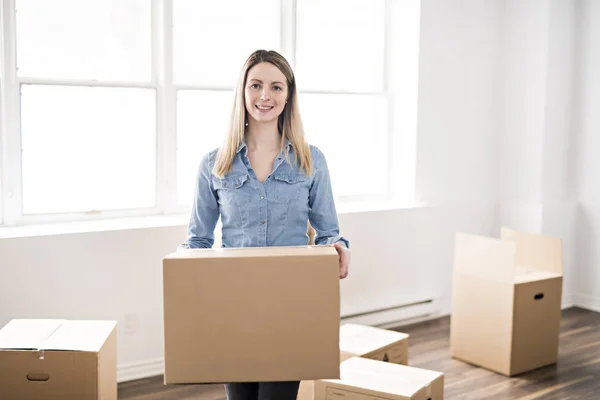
[
  {"x1": 0, "y1": 319, "x2": 117, "y2": 400},
  {"x1": 314, "y1": 357, "x2": 444, "y2": 400},
  {"x1": 298, "y1": 324, "x2": 410, "y2": 400},
  {"x1": 450, "y1": 227, "x2": 563, "y2": 376},
  {"x1": 163, "y1": 245, "x2": 341, "y2": 384}
]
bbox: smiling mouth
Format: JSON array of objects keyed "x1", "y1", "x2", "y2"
[{"x1": 256, "y1": 105, "x2": 274, "y2": 111}]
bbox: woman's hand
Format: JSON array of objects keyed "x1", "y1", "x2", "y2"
[{"x1": 333, "y1": 242, "x2": 350, "y2": 279}]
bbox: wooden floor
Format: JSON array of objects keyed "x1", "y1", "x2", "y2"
[{"x1": 118, "y1": 307, "x2": 600, "y2": 399}]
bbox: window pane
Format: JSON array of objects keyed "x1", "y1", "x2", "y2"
[
  {"x1": 299, "y1": 93, "x2": 388, "y2": 197},
  {"x1": 296, "y1": 0, "x2": 385, "y2": 92},
  {"x1": 173, "y1": 0, "x2": 280, "y2": 86},
  {"x1": 16, "y1": 0, "x2": 151, "y2": 81},
  {"x1": 21, "y1": 85, "x2": 156, "y2": 214},
  {"x1": 177, "y1": 90, "x2": 234, "y2": 206}
]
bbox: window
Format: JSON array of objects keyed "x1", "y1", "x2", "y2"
[
  {"x1": 0, "y1": 0, "x2": 420, "y2": 226},
  {"x1": 20, "y1": 85, "x2": 156, "y2": 214},
  {"x1": 176, "y1": 90, "x2": 232, "y2": 205},
  {"x1": 296, "y1": 0, "x2": 387, "y2": 199},
  {"x1": 172, "y1": 0, "x2": 280, "y2": 206}
]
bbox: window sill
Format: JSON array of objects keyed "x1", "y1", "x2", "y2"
[
  {"x1": 0, "y1": 201, "x2": 427, "y2": 240},
  {"x1": 0, "y1": 214, "x2": 190, "y2": 239}
]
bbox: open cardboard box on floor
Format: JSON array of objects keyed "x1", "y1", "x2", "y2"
[
  {"x1": 0, "y1": 319, "x2": 117, "y2": 400},
  {"x1": 450, "y1": 227, "x2": 563, "y2": 376},
  {"x1": 297, "y1": 323, "x2": 409, "y2": 400},
  {"x1": 162, "y1": 245, "x2": 341, "y2": 384},
  {"x1": 314, "y1": 357, "x2": 444, "y2": 400}
]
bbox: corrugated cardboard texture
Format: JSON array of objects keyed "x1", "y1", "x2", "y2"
[
  {"x1": 340, "y1": 324, "x2": 409, "y2": 365},
  {"x1": 511, "y1": 276, "x2": 562, "y2": 375},
  {"x1": 97, "y1": 324, "x2": 118, "y2": 400},
  {"x1": 297, "y1": 380, "x2": 315, "y2": 400},
  {"x1": 314, "y1": 357, "x2": 444, "y2": 400},
  {"x1": 450, "y1": 233, "x2": 516, "y2": 375},
  {"x1": 163, "y1": 245, "x2": 341, "y2": 384},
  {"x1": 0, "y1": 319, "x2": 117, "y2": 400},
  {"x1": 451, "y1": 229, "x2": 563, "y2": 376}
]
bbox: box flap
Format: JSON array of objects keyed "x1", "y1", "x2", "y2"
[
  {"x1": 501, "y1": 227, "x2": 563, "y2": 275},
  {"x1": 43, "y1": 320, "x2": 116, "y2": 352},
  {"x1": 514, "y1": 265, "x2": 562, "y2": 284},
  {"x1": 340, "y1": 324, "x2": 408, "y2": 355},
  {"x1": 0, "y1": 319, "x2": 117, "y2": 352},
  {"x1": 323, "y1": 357, "x2": 441, "y2": 397},
  {"x1": 454, "y1": 232, "x2": 516, "y2": 283},
  {"x1": 0, "y1": 319, "x2": 64, "y2": 350},
  {"x1": 163, "y1": 245, "x2": 336, "y2": 260}
]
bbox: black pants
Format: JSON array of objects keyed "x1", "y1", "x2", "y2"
[{"x1": 224, "y1": 381, "x2": 300, "y2": 400}]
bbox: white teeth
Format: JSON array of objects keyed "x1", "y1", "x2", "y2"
[{"x1": 256, "y1": 105, "x2": 273, "y2": 110}]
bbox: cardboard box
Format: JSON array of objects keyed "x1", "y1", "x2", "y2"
[
  {"x1": 298, "y1": 324, "x2": 410, "y2": 400},
  {"x1": 314, "y1": 357, "x2": 444, "y2": 400},
  {"x1": 162, "y1": 245, "x2": 341, "y2": 384},
  {"x1": 0, "y1": 319, "x2": 117, "y2": 400},
  {"x1": 450, "y1": 227, "x2": 563, "y2": 376},
  {"x1": 340, "y1": 323, "x2": 409, "y2": 364}
]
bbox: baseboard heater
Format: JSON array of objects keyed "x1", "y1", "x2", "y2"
[{"x1": 340, "y1": 299, "x2": 440, "y2": 329}]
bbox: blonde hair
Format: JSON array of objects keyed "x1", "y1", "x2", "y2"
[{"x1": 213, "y1": 50, "x2": 312, "y2": 177}]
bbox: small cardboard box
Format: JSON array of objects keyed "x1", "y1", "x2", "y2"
[
  {"x1": 340, "y1": 323, "x2": 409, "y2": 364},
  {"x1": 162, "y1": 245, "x2": 341, "y2": 384},
  {"x1": 314, "y1": 357, "x2": 444, "y2": 400},
  {"x1": 450, "y1": 227, "x2": 563, "y2": 376},
  {"x1": 298, "y1": 324, "x2": 410, "y2": 400},
  {"x1": 0, "y1": 319, "x2": 117, "y2": 400}
]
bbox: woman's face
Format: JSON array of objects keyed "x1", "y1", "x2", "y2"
[{"x1": 244, "y1": 62, "x2": 289, "y2": 125}]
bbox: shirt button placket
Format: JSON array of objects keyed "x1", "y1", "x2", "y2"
[{"x1": 259, "y1": 186, "x2": 267, "y2": 246}]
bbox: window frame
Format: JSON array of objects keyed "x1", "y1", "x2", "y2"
[{"x1": 0, "y1": 0, "x2": 419, "y2": 227}]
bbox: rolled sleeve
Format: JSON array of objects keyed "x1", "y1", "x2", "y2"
[
  {"x1": 308, "y1": 147, "x2": 350, "y2": 249},
  {"x1": 179, "y1": 152, "x2": 220, "y2": 250}
]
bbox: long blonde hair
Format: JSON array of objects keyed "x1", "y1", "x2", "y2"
[{"x1": 213, "y1": 50, "x2": 312, "y2": 177}]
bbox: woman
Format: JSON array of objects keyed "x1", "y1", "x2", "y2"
[{"x1": 181, "y1": 49, "x2": 350, "y2": 400}]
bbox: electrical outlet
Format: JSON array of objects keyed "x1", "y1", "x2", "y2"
[{"x1": 124, "y1": 313, "x2": 137, "y2": 335}]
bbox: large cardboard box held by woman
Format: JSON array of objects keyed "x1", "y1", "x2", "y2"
[{"x1": 162, "y1": 245, "x2": 341, "y2": 384}]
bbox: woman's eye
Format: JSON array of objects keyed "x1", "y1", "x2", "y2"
[
  {"x1": 273, "y1": 86, "x2": 282, "y2": 91},
  {"x1": 250, "y1": 83, "x2": 260, "y2": 89}
]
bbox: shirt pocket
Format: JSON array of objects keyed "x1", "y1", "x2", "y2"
[
  {"x1": 272, "y1": 173, "x2": 308, "y2": 204},
  {"x1": 212, "y1": 173, "x2": 254, "y2": 205}
]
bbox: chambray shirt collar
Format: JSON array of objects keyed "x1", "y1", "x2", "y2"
[{"x1": 235, "y1": 138, "x2": 292, "y2": 154}]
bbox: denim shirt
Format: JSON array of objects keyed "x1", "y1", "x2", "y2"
[{"x1": 181, "y1": 140, "x2": 349, "y2": 249}]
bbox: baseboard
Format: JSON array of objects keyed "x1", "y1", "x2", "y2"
[
  {"x1": 562, "y1": 292, "x2": 574, "y2": 309},
  {"x1": 340, "y1": 299, "x2": 441, "y2": 329},
  {"x1": 118, "y1": 358, "x2": 164, "y2": 383},
  {"x1": 574, "y1": 293, "x2": 600, "y2": 313}
]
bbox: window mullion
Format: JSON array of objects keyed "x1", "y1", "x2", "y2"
[
  {"x1": 154, "y1": 0, "x2": 177, "y2": 214},
  {"x1": 280, "y1": 0, "x2": 296, "y2": 67},
  {"x1": 1, "y1": 0, "x2": 22, "y2": 226}
]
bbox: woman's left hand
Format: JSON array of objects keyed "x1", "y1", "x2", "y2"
[{"x1": 333, "y1": 242, "x2": 350, "y2": 279}]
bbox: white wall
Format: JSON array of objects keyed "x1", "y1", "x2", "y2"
[
  {"x1": 494, "y1": 0, "x2": 578, "y2": 306},
  {"x1": 573, "y1": 0, "x2": 600, "y2": 312},
  {"x1": 416, "y1": 0, "x2": 503, "y2": 204}
]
